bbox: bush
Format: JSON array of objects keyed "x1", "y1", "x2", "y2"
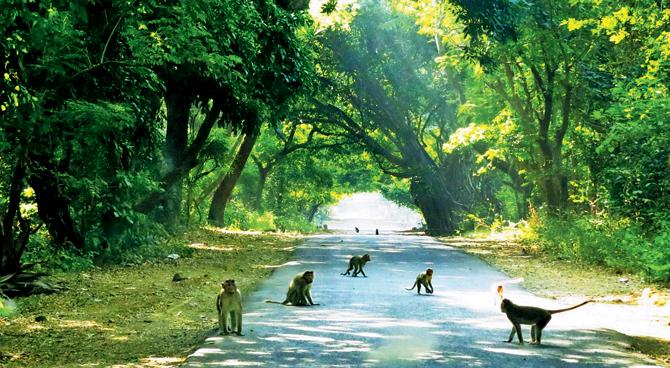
[
  {"x1": 521, "y1": 211, "x2": 670, "y2": 282},
  {"x1": 247, "y1": 212, "x2": 276, "y2": 231},
  {"x1": 21, "y1": 232, "x2": 94, "y2": 272}
]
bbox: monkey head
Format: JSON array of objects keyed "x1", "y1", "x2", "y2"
[
  {"x1": 222, "y1": 279, "x2": 237, "y2": 294},
  {"x1": 426, "y1": 268, "x2": 434, "y2": 276},
  {"x1": 362, "y1": 254, "x2": 371, "y2": 262},
  {"x1": 500, "y1": 298, "x2": 511, "y2": 313},
  {"x1": 302, "y1": 271, "x2": 314, "y2": 284}
]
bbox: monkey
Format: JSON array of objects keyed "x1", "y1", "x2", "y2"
[
  {"x1": 355, "y1": 227, "x2": 359, "y2": 233},
  {"x1": 341, "y1": 254, "x2": 371, "y2": 277},
  {"x1": 216, "y1": 279, "x2": 243, "y2": 335},
  {"x1": 406, "y1": 268, "x2": 433, "y2": 294},
  {"x1": 265, "y1": 271, "x2": 318, "y2": 306},
  {"x1": 500, "y1": 298, "x2": 594, "y2": 345}
]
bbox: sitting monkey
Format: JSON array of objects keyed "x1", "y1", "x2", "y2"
[
  {"x1": 266, "y1": 271, "x2": 318, "y2": 306},
  {"x1": 216, "y1": 279, "x2": 243, "y2": 335}
]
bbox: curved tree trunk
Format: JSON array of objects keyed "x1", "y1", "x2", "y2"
[
  {"x1": 208, "y1": 125, "x2": 261, "y2": 227},
  {"x1": 306, "y1": 202, "x2": 322, "y2": 223},
  {"x1": 410, "y1": 175, "x2": 458, "y2": 235},
  {"x1": 252, "y1": 166, "x2": 270, "y2": 211}
]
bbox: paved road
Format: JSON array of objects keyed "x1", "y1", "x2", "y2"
[{"x1": 183, "y1": 234, "x2": 659, "y2": 367}]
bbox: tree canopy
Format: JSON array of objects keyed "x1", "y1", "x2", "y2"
[{"x1": 2, "y1": 0, "x2": 670, "y2": 292}]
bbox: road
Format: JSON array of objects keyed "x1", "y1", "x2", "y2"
[{"x1": 183, "y1": 233, "x2": 659, "y2": 367}]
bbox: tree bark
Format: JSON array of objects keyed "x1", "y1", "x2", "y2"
[
  {"x1": 254, "y1": 167, "x2": 270, "y2": 210},
  {"x1": 208, "y1": 124, "x2": 261, "y2": 226},
  {"x1": 306, "y1": 202, "x2": 322, "y2": 223},
  {"x1": 135, "y1": 101, "x2": 221, "y2": 214},
  {"x1": 410, "y1": 175, "x2": 458, "y2": 235},
  {"x1": 0, "y1": 157, "x2": 30, "y2": 275},
  {"x1": 28, "y1": 155, "x2": 84, "y2": 250},
  {"x1": 161, "y1": 83, "x2": 192, "y2": 226}
]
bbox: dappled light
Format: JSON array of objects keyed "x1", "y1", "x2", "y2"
[
  {"x1": 187, "y1": 243, "x2": 235, "y2": 252},
  {"x1": 3, "y1": 0, "x2": 670, "y2": 366},
  {"x1": 184, "y1": 234, "x2": 659, "y2": 367}
]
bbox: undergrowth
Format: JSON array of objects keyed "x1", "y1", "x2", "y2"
[
  {"x1": 0, "y1": 227, "x2": 301, "y2": 367},
  {"x1": 520, "y1": 211, "x2": 670, "y2": 283}
]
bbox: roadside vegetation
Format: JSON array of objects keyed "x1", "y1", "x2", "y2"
[
  {"x1": 0, "y1": 228, "x2": 300, "y2": 367},
  {"x1": 2, "y1": 0, "x2": 670, "y2": 366},
  {"x1": 444, "y1": 226, "x2": 670, "y2": 366}
]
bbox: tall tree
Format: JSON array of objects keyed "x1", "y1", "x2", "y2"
[{"x1": 306, "y1": 3, "x2": 490, "y2": 234}]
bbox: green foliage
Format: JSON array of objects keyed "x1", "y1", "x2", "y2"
[
  {"x1": 21, "y1": 234, "x2": 93, "y2": 273},
  {"x1": 522, "y1": 212, "x2": 670, "y2": 282}
]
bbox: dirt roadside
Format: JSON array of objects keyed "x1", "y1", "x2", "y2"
[
  {"x1": 439, "y1": 233, "x2": 670, "y2": 367},
  {"x1": 0, "y1": 228, "x2": 302, "y2": 368}
]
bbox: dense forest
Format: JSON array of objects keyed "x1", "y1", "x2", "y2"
[{"x1": 1, "y1": 0, "x2": 669, "y2": 299}]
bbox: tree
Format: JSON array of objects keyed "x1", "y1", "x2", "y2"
[{"x1": 306, "y1": 2, "x2": 492, "y2": 234}]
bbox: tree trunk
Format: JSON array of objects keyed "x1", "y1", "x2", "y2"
[
  {"x1": 162, "y1": 83, "x2": 192, "y2": 226},
  {"x1": 410, "y1": 175, "x2": 458, "y2": 235},
  {"x1": 28, "y1": 155, "x2": 84, "y2": 250},
  {"x1": 0, "y1": 157, "x2": 30, "y2": 275},
  {"x1": 252, "y1": 165, "x2": 271, "y2": 211},
  {"x1": 306, "y1": 202, "x2": 322, "y2": 223},
  {"x1": 541, "y1": 168, "x2": 568, "y2": 212},
  {"x1": 208, "y1": 124, "x2": 261, "y2": 227}
]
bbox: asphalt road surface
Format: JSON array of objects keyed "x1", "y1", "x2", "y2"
[{"x1": 182, "y1": 234, "x2": 659, "y2": 368}]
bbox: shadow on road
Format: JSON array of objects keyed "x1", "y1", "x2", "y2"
[{"x1": 184, "y1": 234, "x2": 659, "y2": 367}]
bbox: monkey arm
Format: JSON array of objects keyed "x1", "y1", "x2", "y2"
[{"x1": 304, "y1": 288, "x2": 316, "y2": 305}]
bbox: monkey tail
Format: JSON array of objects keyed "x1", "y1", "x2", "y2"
[
  {"x1": 216, "y1": 295, "x2": 221, "y2": 313},
  {"x1": 264, "y1": 300, "x2": 288, "y2": 305},
  {"x1": 405, "y1": 282, "x2": 417, "y2": 291},
  {"x1": 548, "y1": 300, "x2": 594, "y2": 314}
]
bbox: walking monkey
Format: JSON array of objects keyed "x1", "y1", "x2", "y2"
[{"x1": 216, "y1": 279, "x2": 243, "y2": 335}]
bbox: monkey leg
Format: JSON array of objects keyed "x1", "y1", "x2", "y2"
[
  {"x1": 229, "y1": 311, "x2": 243, "y2": 335},
  {"x1": 352, "y1": 265, "x2": 361, "y2": 277},
  {"x1": 513, "y1": 323, "x2": 524, "y2": 344},
  {"x1": 531, "y1": 317, "x2": 550, "y2": 345},
  {"x1": 425, "y1": 283, "x2": 433, "y2": 293},
  {"x1": 235, "y1": 311, "x2": 243, "y2": 335},
  {"x1": 222, "y1": 311, "x2": 231, "y2": 335},
  {"x1": 359, "y1": 268, "x2": 367, "y2": 277},
  {"x1": 417, "y1": 284, "x2": 422, "y2": 294},
  {"x1": 530, "y1": 325, "x2": 537, "y2": 343},
  {"x1": 506, "y1": 326, "x2": 515, "y2": 343},
  {"x1": 218, "y1": 309, "x2": 226, "y2": 335},
  {"x1": 229, "y1": 311, "x2": 237, "y2": 333},
  {"x1": 341, "y1": 266, "x2": 353, "y2": 276}
]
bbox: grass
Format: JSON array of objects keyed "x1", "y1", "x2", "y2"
[
  {"x1": 0, "y1": 227, "x2": 302, "y2": 367},
  {"x1": 440, "y1": 230, "x2": 670, "y2": 367}
]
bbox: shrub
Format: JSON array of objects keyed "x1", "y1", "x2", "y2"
[{"x1": 521, "y1": 211, "x2": 670, "y2": 282}]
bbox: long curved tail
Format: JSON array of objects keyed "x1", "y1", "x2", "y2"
[
  {"x1": 405, "y1": 281, "x2": 417, "y2": 291},
  {"x1": 549, "y1": 300, "x2": 594, "y2": 314},
  {"x1": 264, "y1": 300, "x2": 288, "y2": 305}
]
